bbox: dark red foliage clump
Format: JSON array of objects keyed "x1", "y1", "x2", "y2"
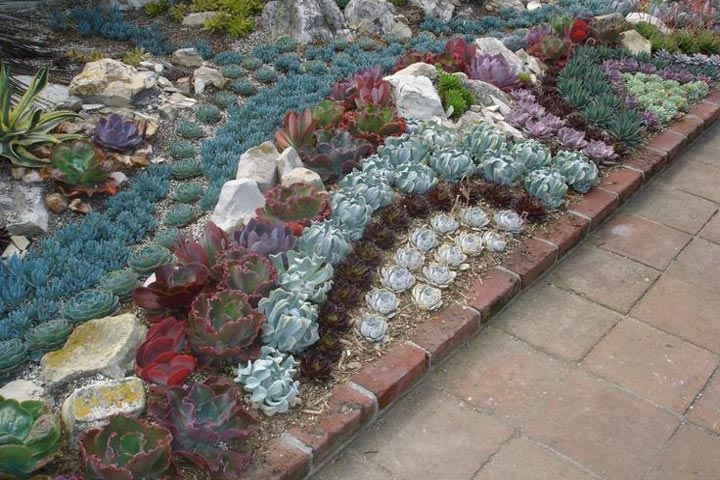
[
  {"x1": 402, "y1": 194, "x2": 432, "y2": 217},
  {"x1": 363, "y1": 220, "x2": 396, "y2": 249},
  {"x1": 335, "y1": 256, "x2": 376, "y2": 288},
  {"x1": 512, "y1": 194, "x2": 548, "y2": 223},
  {"x1": 318, "y1": 301, "x2": 352, "y2": 334},
  {"x1": 300, "y1": 349, "x2": 335, "y2": 382},
  {"x1": 353, "y1": 240, "x2": 384, "y2": 266},
  {"x1": 427, "y1": 182, "x2": 457, "y2": 211}
]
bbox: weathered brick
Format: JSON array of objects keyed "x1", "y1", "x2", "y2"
[
  {"x1": 412, "y1": 303, "x2": 481, "y2": 365},
  {"x1": 625, "y1": 148, "x2": 667, "y2": 178},
  {"x1": 598, "y1": 167, "x2": 644, "y2": 202},
  {"x1": 242, "y1": 436, "x2": 311, "y2": 480},
  {"x1": 567, "y1": 188, "x2": 620, "y2": 228},
  {"x1": 535, "y1": 214, "x2": 589, "y2": 258},
  {"x1": 647, "y1": 129, "x2": 687, "y2": 160},
  {"x1": 690, "y1": 100, "x2": 720, "y2": 124},
  {"x1": 352, "y1": 342, "x2": 427, "y2": 408},
  {"x1": 465, "y1": 268, "x2": 520, "y2": 319},
  {"x1": 503, "y1": 238, "x2": 558, "y2": 288},
  {"x1": 669, "y1": 114, "x2": 704, "y2": 140}
]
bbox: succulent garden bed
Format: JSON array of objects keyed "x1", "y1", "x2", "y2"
[{"x1": 2, "y1": 0, "x2": 720, "y2": 478}]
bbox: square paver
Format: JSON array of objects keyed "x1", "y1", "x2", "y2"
[
  {"x1": 688, "y1": 371, "x2": 720, "y2": 434},
  {"x1": 431, "y1": 327, "x2": 568, "y2": 426},
  {"x1": 700, "y1": 212, "x2": 720, "y2": 244},
  {"x1": 549, "y1": 247, "x2": 660, "y2": 313},
  {"x1": 350, "y1": 383, "x2": 512, "y2": 480},
  {"x1": 496, "y1": 283, "x2": 619, "y2": 362},
  {"x1": 525, "y1": 372, "x2": 679, "y2": 480},
  {"x1": 683, "y1": 123, "x2": 720, "y2": 168},
  {"x1": 646, "y1": 425, "x2": 720, "y2": 480},
  {"x1": 473, "y1": 437, "x2": 597, "y2": 480},
  {"x1": 582, "y1": 319, "x2": 717, "y2": 413},
  {"x1": 631, "y1": 276, "x2": 720, "y2": 353},
  {"x1": 593, "y1": 214, "x2": 691, "y2": 269},
  {"x1": 624, "y1": 183, "x2": 718, "y2": 234},
  {"x1": 666, "y1": 238, "x2": 720, "y2": 293},
  {"x1": 660, "y1": 160, "x2": 720, "y2": 203},
  {"x1": 313, "y1": 454, "x2": 393, "y2": 480}
]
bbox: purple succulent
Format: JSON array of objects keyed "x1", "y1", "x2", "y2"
[
  {"x1": 233, "y1": 218, "x2": 297, "y2": 257},
  {"x1": 518, "y1": 100, "x2": 546, "y2": 119},
  {"x1": 504, "y1": 109, "x2": 531, "y2": 128},
  {"x1": 583, "y1": 140, "x2": 618, "y2": 165},
  {"x1": 525, "y1": 25, "x2": 551, "y2": 46},
  {"x1": 556, "y1": 127, "x2": 588, "y2": 149},
  {"x1": 540, "y1": 113, "x2": 565, "y2": 132},
  {"x1": 94, "y1": 114, "x2": 144, "y2": 152},
  {"x1": 524, "y1": 119, "x2": 554, "y2": 138},
  {"x1": 641, "y1": 110, "x2": 661, "y2": 129},
  {"x1": 467, "y1": 53, "x2": 521, "y2": 92},
  {"x1": 624, "y1": 95, "x2": 641, "y2": 109},
  {"x1": 512, "y1": 89, "x2": 537, "y2": 103}
]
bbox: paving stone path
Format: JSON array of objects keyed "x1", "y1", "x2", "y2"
[{"x1": 313, "y1": 123, "x2": 720, "y2": 480}]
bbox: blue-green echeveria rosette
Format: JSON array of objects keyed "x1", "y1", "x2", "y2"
[
  {"x1": 235, "y1": 346, "x2": 300, "y2": 416},
  {"x1": 271, "y1": 251, "x2": 334, "y2": 304},
  {"x1": 259, "y1": 289, "x2": 319, "y2": 354},
  {"x1": 329, "y1": 192, "x2": 374, "y2": 241},
  {"x1": 297, "y1": 221, "x2": 353, "y2": 266},
  {"x1": 61, "y1": 288, "x2": 120, "y2": 324}
]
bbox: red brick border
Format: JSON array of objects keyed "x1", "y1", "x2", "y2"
[{"x1": 248, "y1": 96, "x2": 720, "y2": 479}]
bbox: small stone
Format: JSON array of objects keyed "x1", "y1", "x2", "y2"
[
  {"x1": 2, "y1": 185, "x2": 49, "y2": 236},
  {"x1": 134, "y1": 113, "x2": 159, "y2": 138},
  {"x1": 61, "y1": 377, "x2": 145, "y2": 441},
  {"x1": 620, "y1": 29, "x2": 652, "y2": 55},
  {"x1": 0, "y1": 380, "x2": 44, "y2": 402},
  {"x1": 237, "y1": 141, "x2": 280, "y2": 193},
  {"x1": 172, "y1": 48, "x2": 204, "y2": 68},
  {"x1": 182, "y1": 11, "x2": 220, "y2": 26},
  {"x1": 211, "y1": 179, "x2": 266, "y2": 232},
  {"x1": 69, "y1": 199, "x2": 92, "y2": 214},
  {"x1": 139, "y1": 60, "x2": 164, "y2": 73},
  {"x1": 175, "y1": 77, "x2": 192, "y2": 95},
  {"x1": 277, "y1": 147, "x2": 303, "y2": 177},
  {"x1": 594, "y1": 13, "x2": 627, "y2": 40},
  {"x1": 383, "y1": 74, "x2": 446, "y2": 121},
  {"x1": 45, "y1": 194, "x2": 68, "y2": 214},
  {"x1": 40, "y1": 313, "x2": 147, "y2": 388},
  {"x1": 393, "y1": 62, "x2": 438, "y2": 81},
  {"x1": 475, "y1": 37, "x2": 526, "y2": 73},
  {"x1": 390, "y1": 21, "x2": 413, "y2": 40},
  {"x1": 11, "y1": 167, "x2": 25, "y2": 180},
  {"x1": 2, "y1": 244, "x2": 22, "y2": 259},
  {"x1": 281, "y1": 167, "x2": 324, "y2": 190},
  {"x1": 625, "y1": 12, "x2": 671, "y2": 35},
  {"x1": 10, "y1": 235, "x2": 29, "y2": 251},
  {"x1": 526, "y1": 0, "x2": 541, "y2": 10},
  {"x1": 157, "y1": 76, "x2": 173, "y2": 89},
  {"x1": 110, "y1": 172, "x2": 129, "y2": 187},
  {"x1": 22, "y1": 170, "x2": 42, "y2": 183},
  {"x1": 193, "y1": 66, "x2": 226, "y2": 95}
]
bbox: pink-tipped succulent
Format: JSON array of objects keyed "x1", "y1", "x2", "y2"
[
  {"x1": 135, "y1": 317, "x2": 196, "y2": 388},
  {"x1": 275, "y1": 108, "x2": 317, "y2": 153},
  {"x1": 173, "y1": 221, "x2": 229, "y2": 269},
  {"x1": 467, "y1": 53, "x2": 521, "y2": 92},
  {"x1": 233, "y1": 218, "x2": 297, "y2": 257},
  {"x1": 132, "y1": 263, "x2": 211, "y2": 319},
  {"x1": 256, "y1": 182, "x2": 331, "y2": 235},
  {"x1": 435, "y1": 37, "x2": 478, "y2": 73},
  {"x1": 219, "y1": 251, "x2": 278, "y2": 306},
  {"x1": 583, "y1": 140, "x2": 618, "y2": 165}
]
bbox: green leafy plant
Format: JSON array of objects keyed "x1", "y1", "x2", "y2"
[
  {"x1": 165, "y1": 204, "x2": 198, "y2": 227},
  {"x1": 128, "y1": 244, "x2": 174, "y2": 274},
  {"x1": 230, "y1": 78, "x2": 256, "y2": 95},
  {"x1": 437, "y1": 69, "x2": 475, "y2": 118},
  {"x1": 221, "y1": 64, "x2": 245, "y2": 79},
  {"x1": 241, "y1": 56, "x2": 263, "y2": 71},
  {"x1": 169, "y1": 142, "x2": 195, "y2": 160},
  {"x1": 0, "y1": 395, "x2": 61, "y2": 478},
  {"x1": 45, "y1": 140, "x2": 116, "y2": 197},
  {"x1": 257, "y1": 182, "x2": 331, "y2": 235},
  {"x1": 0, "y1": 339, "x2": 28, "y2": 376},
  {"x1": 174, "y1": 181, "x2": 204, "y2": 203},
  {"x1": 61, "y1": 288, "x2": 120, "y2": 324},
  {"x1": 79, "y1": 414, "x2": 173, "y2": 480},
  {"x1": 122, "y1": 47, "x2": 151, "y2": 67},
  {"x1": 155, "y1": 228, "x2": 180, "y2": 249},
  {"x1": 99, "y1": 268, "x2": 139, "y2": 298},
  {"x1": 214, "y1": 90, "x2": 238, "y2": 109},
  {"x1": 171, "y1": 158, "x2": 203, "y2": 179},
  {"x1": 144, "y1": 0, "x2": 169, "y2": 16},
  {"x1": 255, "y1": 66, "x2": 278, "y2": 84},
  {"x1": 196, "y1": 104, "x2": 222, "y2": 124},
  {"x1": 0, "y1": 64, "x2": 80, "y2": 167},
  {"x1": 276, "y1": 36, "x2": 297, "y2": 52},
  {"x1": 169, "y1": 3, "x2": 187, "y2": 22},
  {"x1": 176, "y1": 121, "x2": 204, "y2": 139}
]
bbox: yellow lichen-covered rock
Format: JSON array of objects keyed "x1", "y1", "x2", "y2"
[
  {"x1": 40, "y1": 313, "x2": 147, "y2": 387},
  {"x1": 61, "y1": 377, "x2": 146, "y2": 441},
  {"x1": 69, "y1": 59, "x2": 158, "y2": 107}
]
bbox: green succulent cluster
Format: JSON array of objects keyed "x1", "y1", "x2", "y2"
[
  {"x1": 635, "y1": 22, "x2": 720, "y2": 55},
  {"x1": 174, "y1": 181, "x2": 204, "y2": 203},
  {"x1": 62, "y1": 288, "x2": 120, "y2": 324},
  {"x1": 24, "y1": 318, "x2": 73, "y2": 359},
  {"x1": 437, "y1": 69, "x2": 475, "y2": 119},
  {"x1": 128, "y1": 244, "x2": 173, "y2": 274},
  {"x1": 164, "y1": 204, "x2": 198, "y2": 227},
  {"x1": 241, "y1": 56, "x2": 263, "y2": 71},
  {"x1": 154, "y1": 228, "x2": 180, "y2": 249},
  {"x1": 192, "y1": 0, "x2": 263, "y2": 37},
  {"x1": 221, "y1": 64, "x2": 245, "y2": 79},
  {"x1": 196, "y1": 104, "x2": 222, "y2": 124},
  {"x1": 214, "y1": 90, "x2": 238, "y2": 109},
  {"x1": 169, "y1": 142, "x2": 195, "y2": 160},
  {"x1": 99, "y1": 268, "x2": 138, "y2": 298},
  {"x1": 171, "y1": 158, "x2": 203, "y2": 179},
  {"x1": 255, "y1": 66, "x2": 279, "y2": 84},
  {"x1": 0, "y1": 339, "x2": 27, "y2": 376},
  {"x1": 176, "y1": 121, "x2": 204, "y2": 140},
  {"x1": 230, "y1": 78, "x2": 256, "y2": 95},
  {"x1": 623, "y1": 72, "x2": 709, "y2": 124}
]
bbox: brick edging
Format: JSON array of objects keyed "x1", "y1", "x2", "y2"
[{"x1": 243, "y1": 93, "x2": 720, "y2": 479}]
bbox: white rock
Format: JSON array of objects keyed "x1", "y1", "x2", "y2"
[
  {"x1": 0, "y1": 380, "x2": 45, "y2": 402},
  {"x1": 157, "y1": 92, "x2": 198, "y2": 120},
  {"x1": 393, "y1": 62, "x2": 438, "y2": 81},
  {"x1": 157, "y1": 76, "x2": 174, "y2": 89},
  {"x1": 1, "y1": 185, "x2": 49, "y2": 236},
  {"x1": 101, "y1": 0, "x2": 155, "y2": 10},
  {"x1": 182, "y1": 11, "x2": 220, "y2": 26},
  {"x1": 211, "y1": 179, "x2": 266, "y2": 232},
  {"x1": 193, "y1": 66, "x2": 226, "y2": 94},
  {"x1": 14, "y1": 75, "x2": 71, "y2": 109},
  {"x1": 281, "y1": 167, "x2": 324, "y2": 190},
  {"x1": 390, "y1": 21, "x2": 413, "y2": 40},
  {"x1": 516, "y1": 49, "x2": 544, "y2": 77},
  {"x1": 344, "y1": 0, "x2": 396, "y2": 36},
  {"x1": 383, "y1": 74, "x2": 446, "y2": 121},
  {"x1": 110, "y1": 171, "x2": 129, "y2": 187},
  {"x1": 527, "y1": 0, "x2": 542, "y2": 10},
  {"x1": 277, "y1": 147, "x2": 304, "y2": 176},
  {"x1": 62, "y1": 377, "x2": 145, "y2": 441},
  {"x1": 236, "y1": 141, "x2": 280, "y2": 193},
  {"x1": 620, "y1": 29, "x2": 652, "y2": 55},
  {"x1": 172, "y1": 48, "x2": 204, "y2": 68},
  {"x1": 139, "y1": 60, "x2": 164, "y2": 73},
  {"x1": 475, "y1": 37, "x2": 525, "y2": 73},
  {"x1": 69, "y1": 59, "x2": 158, "y2": 108},
  {"x1": 408, "y1": 0, "x2": 453, "y2": 22},
  {"x1": 454, "y1": 72, "x2": 512, "y2": 109},
  {"x1": 626, "y1": 12, "x2": 672, "y2": 34},
  {"x1": 262, "y1": 0, "x2": 348, "y2": 44},
  {"x1": 40, "y1": 313, "x2": 147, "y2": 387}
]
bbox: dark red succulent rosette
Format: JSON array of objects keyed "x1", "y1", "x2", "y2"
[{"x1": 132, "y1": 263, "x2": 211, "y2": 320}]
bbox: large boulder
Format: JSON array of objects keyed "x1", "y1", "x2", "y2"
[
  {"x1": 383, "y1": 74, "x2": 446, "y2": 121},
  {"x1": 408, "y1": 0, "x2": 453, "y2": 22},
  {"x1": 40, "y1": 313, "x2": 147, "y2": 388},
  {"x1": 620, "y1": 29, "x2": 652, "y2": 55},
  {"x1": 211, "y1": 179, "x2": 266, "y2": 232},
  {"x1": 344, "y1": 0, "x2": 395, "y2": 36},
  {"x1": 475, "y1": 37, "x2": 525, "y2": 73},
  {"x1": 262, "y1": 0, "x2": 348, "y2": 43},
  {"x1": 454, "y1": 72, "x2": 512, "y2": 110},
  {"x1": 281, "y1": 167, "x2": 324, "y2": 190},
  {"x1": 393, "y1": 62, "x2": 438, "y2": 81},
  {"x1": 193, "y1": 66, "x2": 226, "y2": 94},
  {"x1": 593, "y1": 13, "x2": 627, "y2": 41},
  {"x1": 172, "y1": 48, "x2": 204, "y2": 68},
  {"x1": 69, "y1": 59, "x2": 158, "y2": 108},
  {"x1": 0, "y1": 184, "x2": 49, "y2": 236},
  {"x1": 101, "y1": 0, "x2": 155, "y2": 10},
  {"x1": 236, "y1": 142, "x2": 281, "y2": 193},
  {"x1": 625, "y1": 12, "x2": 671, "y2": 34}
]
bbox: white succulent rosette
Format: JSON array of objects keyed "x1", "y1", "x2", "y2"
[
  {"x1": 365, "y1": 288, "x2": 399, "y2": 318},
  {"x1": 434, "y1": 243, "x2": 468, "y2": 269},
  {"x1": 359, "y1": 313, "x2": 389, "y2": 343},
  {"x1": 494, "y1": 210, "x2": 524, "y2": 235},
  {"x1": 458, "y1": 206, "x2": 490, "y2": 229},
  {"x1": 394, "y1": 246, "x2": 425, "y2": 271},
  {"x1": 430, "y1": 213, "x2": 459, "y2": 234},
  {"x1": 422, "y1": 262, "x2": 457, "y2": 288},
  {"x1": 381, "y1": 265, "x2": 416, "y2": 293},
  {"x1": 455, "y1": 232, "x2": 485, "y2": 256},
  {"x1": 482, "y1": 231, "x2": 507, "y2": 252},
  {"x1": 411, "y1": 283, "x2": 443, "y2": 311},
  {"x1": 410, "y1": 227, "x2": 439, "y2": 252}
]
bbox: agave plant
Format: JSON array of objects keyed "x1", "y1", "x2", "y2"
[
  {"x1": 524, "y1": 168, "x2": 568, "y2": 209},
  {"x1": 135, "y1": 317, "x2": 196, "y2": 388},
  {"x1": 259, "y1": 289, "x2": 319, "y2": 354},
  {"x1": 62, "y1": 288, "x2": 120, "y2": 324},
  {"x1": 188, "y1": 290, "x2": 264, "y2": 362},
  {"x1": 0, "y1": 395, "x2": 61, "y2": 478},
  {"x1": 275, "y1": 108, "x2": 317, "y2": 153},
  {"x1": 79, "y1": 415, "x2": 173, "y2": 480},
  {"x1": 297, "y1": 221, "x2": 352, "y2": 266},
  {"x1": 0, "y1": 63, "x2": 80, "y2": 167},
  {"x1": 467, "y1": 53, "x2": 521, "y2": 91},
  {"x1": 234, "y1": 218, "x2": 297, "y2": 257},
  {"x1": 394, "y1": 247, "x2": 425, "y2": 271},
  {"x1": 133, "y1": 263, "x2": 211, "y2": 319},
  {"x1": 94, "y1": 114, "x2": 143, "y2": 152},
  {"x1": 411, "y1": 284, "x2": 443, "y2": 311},
  {"x1": 359, "y1": 314, "x2": 388, "y2": 343},
  {"x1": 128, "y1": 244, "x2": 173, "y2": 274},
  {"x1": 303, "y1": 129, "x2": 373, "y2": 182},
  {"x1": 366, "y1": 288, "x2": 399, "y2": 317},
  {"x1": 257, "y1": 183, "x2": 331, "y2": 235},
  {"x1": 273, "y1": 251, "x2": 334, "y2": 304},
  {"x1": 0, "y1": 339, "x2": 28, "y2": 376},
  {"x1": 150, "y1": 376, "x2": 257, "y2": 479},
  {"x1": 45, "y1": 140, "x2": 116, "y2": 197},
  {"x1": 381, "y1": 265, "x2": 416, "y2": 293},
  {"x1": 24, "y1": 318, "x2": 73, "y2": 359},
  {"x1": 552, "y1": 150, "x2": 599, "y2": 193},
  {"x1": 235, "y1": 346, "x2": 300, "y2": 416},
  {"x1": 430, "y1": 213, "x2": 460, "y2": 234},
  {"x1": 98, "y1": 268, "x2": 138, "y2": 298},
  {"x1": 173, "y1": 221, "x2": 229, "y2": 269}
]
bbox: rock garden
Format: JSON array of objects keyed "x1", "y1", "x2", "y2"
[{"x1": 1, "y1": 0, "x2": 719, "y2": 478}]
